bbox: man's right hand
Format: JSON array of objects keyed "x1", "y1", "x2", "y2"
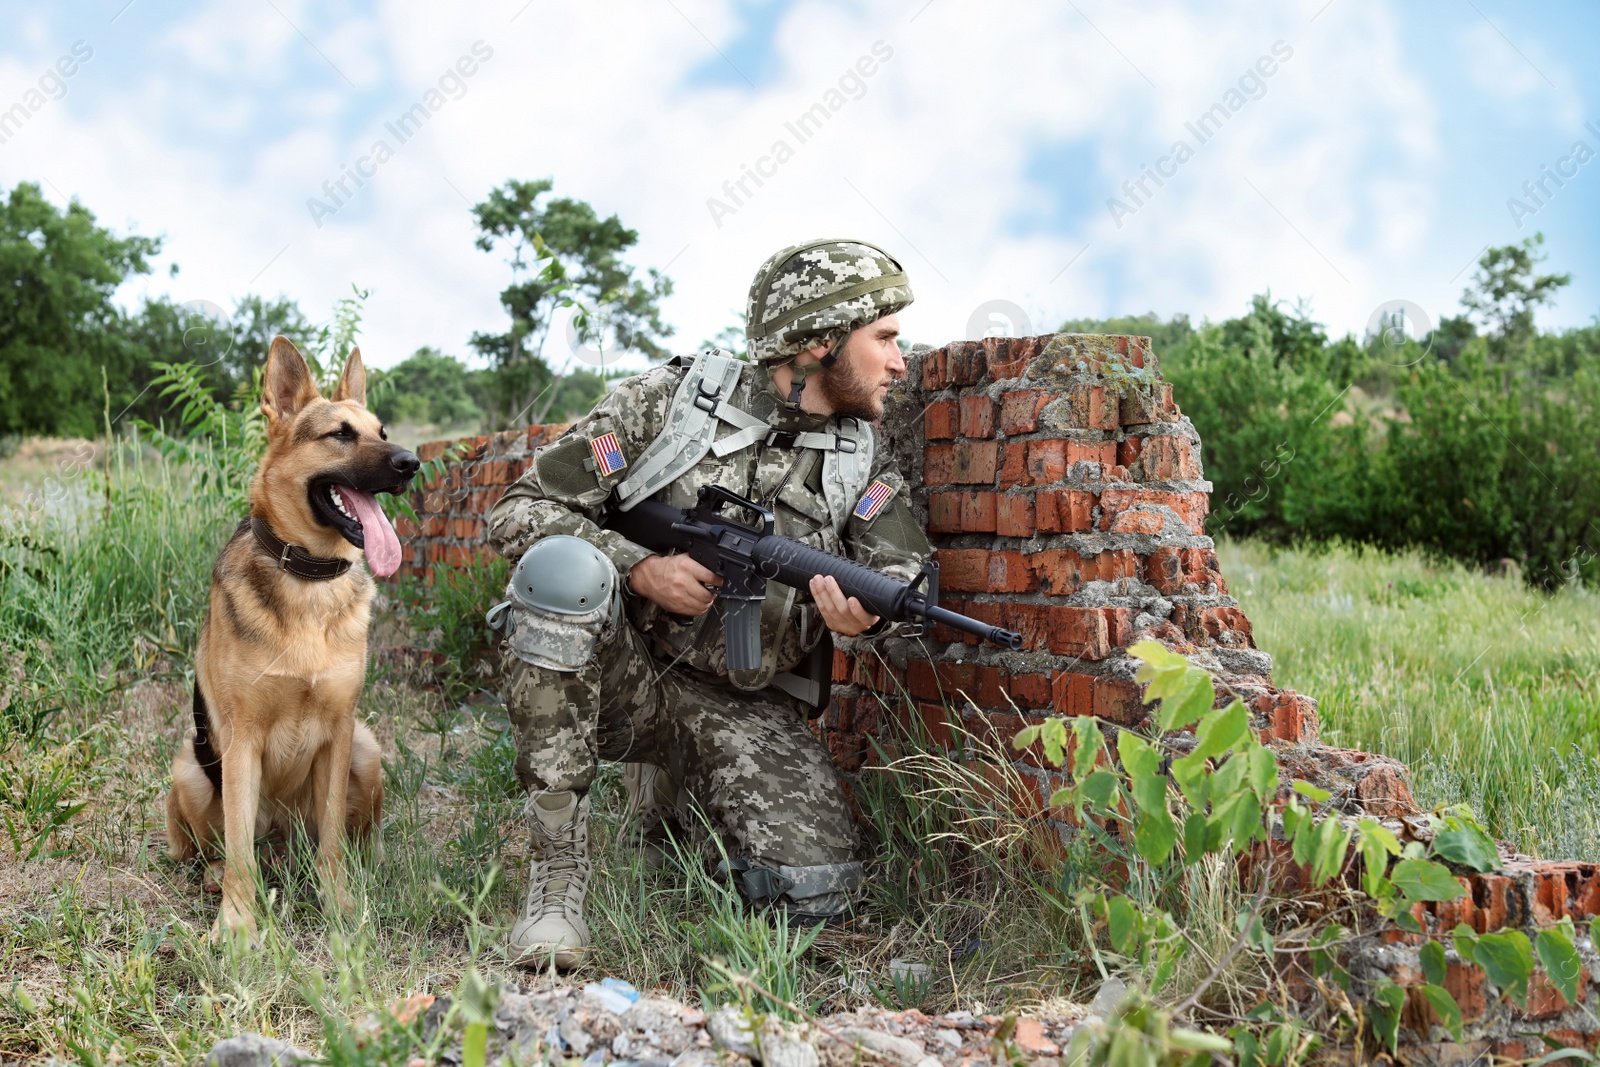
[{"x1": 627, "y1": 554, "x2": 723, "y2": 616}]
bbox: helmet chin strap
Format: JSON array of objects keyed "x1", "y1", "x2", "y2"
[{"x1": 779, "y1": 334, "x2": 849, "y2": 406}]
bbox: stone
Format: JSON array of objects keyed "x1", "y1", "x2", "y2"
[
  {"x1": 837, "y1": 1027, "x2": 926, "y2": 1066},
  {"x1": 205, "y1": 1035, "x2": 312, "y2": 1067},
  {"x1": 761, "y1": 1033, "x2": 821, "y2": 1067},
  {"x1": 707, "y1": 1006, "x2": 760, "y2": 1059}
]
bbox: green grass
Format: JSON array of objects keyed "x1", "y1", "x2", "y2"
[{"x1": 1220, "y1": 538, "x2": 1600, "y2": 860}]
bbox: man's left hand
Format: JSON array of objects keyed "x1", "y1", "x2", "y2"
[{"x1": 810, "y1": 575, "x2": 880, "y2": 637}]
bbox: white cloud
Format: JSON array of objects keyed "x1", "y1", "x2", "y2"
[{"x1": 1, "y1": 0, "x2": 1592, "y2": 378}]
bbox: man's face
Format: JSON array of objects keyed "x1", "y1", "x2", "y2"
[{"x1": 813, "y1": 313, "x2": 906, "y2": 420}]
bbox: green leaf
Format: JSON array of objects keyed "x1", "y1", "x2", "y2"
[
  {"x1": 1475, "y1": 930, "x2": 1535, "y2": 1005},
  {"x1": 1232, "y1": 1029, "x2": 1262, "y2": 1067},
  {"x1": 1157, "y1": 668, "x2": 1215, "y2": 731},
  {"x1": 1291, "y1": 780, "x2": 1332, "y2": 803},
  {"x1": 1230, "y1": 790, "x2": 1264, "y2": 853},
  {"x1": 1167, "y1": 1029, "x2": 1233, "y2": 1053},
  {"x1": 1012, "y1": 725, "x2": 1042, "y2": 752},
  {"x1": 1536, "y1": 926, "x2": 1584, "y2": 1006},
  {"x1": 1248, "y1": 745, "x2": 1278, "y2": 801},
  {"x1": 1358, "y1": 817, "x2": 1402, "y2": 898},
  {"x1": 1071, "y1": 716, "x2": 1104, "y2": 780},
  {"x1": 1310, "y1": 818, "x2": 1353, "y2": 885},
  {"x1": 1370, "y1": 982, "x2": 1405, "y2": 1053},
  {"x1": 1419, "y1": 983, "x2": 1464, "y2": 1041},
  {"x1": 1116, "y1": 731, "x2": 1160, "y2": 779},
  {"x1": 1433, "y1": 823, "x2": 1500, "y2": 873},
  {"x1": 1420, "y1": 939, "x2": 1447, "y2": 987},
  {"x1": 1391, "y1": 859, "x2": 1467, "y2": 902},
  {"x1": 1182, "y1": 811, "x2": 1209, "y2": 865},
  {"x1": 1135, "y1": 807, "x2": 1179, "y2": 866},
  {"x1": 1043, "y1": 719, "x2": 1071, "y2": 768},
  {"x1": 1169, "y1": 751, "x2": 1209, "y2": 808},
  {"x1": 1452, "y1": 923, "x2": 1480, "y2": 964},
  {"x1": 1130, "y1": 638, "x2": 1187, "y2": 673},
  {"x1": 1106, "y1": 895, "x2": 1141, "y2": 954},
  {"x1": 1191, "y1": 700, "x2": 1249, "y2": 761},
  {"x1": 1079, "y1": 770, "x2": 1119, "y2": 810}
]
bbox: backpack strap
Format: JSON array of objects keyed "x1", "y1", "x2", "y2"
[{"x1": 614, "y1": 349, "x2": 744, "y2": 511}]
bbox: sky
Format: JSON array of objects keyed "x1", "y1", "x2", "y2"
[{"x1": 1, "y1": 0, "x2": 1597, "y2": 373}]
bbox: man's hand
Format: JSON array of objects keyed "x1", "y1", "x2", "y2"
[
  {"x1": 628, "y1": 554, "x2": 723, "y2": 616},
  {"x1": 810, "y1": 575, "x2": 880, "y2": 637}
]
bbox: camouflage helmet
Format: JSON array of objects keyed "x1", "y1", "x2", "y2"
[{"x1": 745, "y1": 239, "x2": 913, "y2": 363}]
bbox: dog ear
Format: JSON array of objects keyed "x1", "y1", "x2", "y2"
[
  {"x1": 261, "y1": 336, "x2": 321, "y2": 426},
  {"x1": 332, "y1": 347, "x2": 367, "y2": 406}
]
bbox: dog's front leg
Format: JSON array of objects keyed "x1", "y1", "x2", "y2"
[
  {"x1": 314, "y1": 715, "x2": 356, "y2": 915},
  {"x1": 215, "y1": 734, "x2": 262, "y2": 941}
]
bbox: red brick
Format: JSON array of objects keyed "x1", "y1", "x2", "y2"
[
  {"x1": 1471, "y1": 874, "x2": 1517, "y2": 932},
  {"x1": 998, "y1": 442, "x2": 1028, "y2": 487},
  {"x1": 1033, "y1": 549, "x2": 1089, "y2": 596},
  {"x1": 1026, "y1": 440, "x2": 1067, "y2": 484},
  {"x1": 1005, "y1": 603, "x2": 1051, "y2": 651},
  {"x1": 1051, "y1": 671, "x2": 1094, "y2": 716},
  {"x1": 920, "y1": 348, "x2": 948, "y2": 389},
  {"x1": 1103, "y1": 607, "x2": 1135, "y2": 648},
  {"x1": 1110, "y1": 508, "x2": 1164, "y2": 534},
  {"x1": 924, "y1": 444, "x2": 956, "y2": 485},
  {"x1": 925, "y1": 441, "x2": 997, "y2": 483},
  {"x1": 923, "y1": 399, "x2": 959, "y2": 440},
  {"x1": 935, "y1": 549, "x2": 991, "y2": 592},
  {"x1": 1573, "y1": 869, "x2": 1600, "y2": 919},
  {"x1": 942, "y1": 344, "x2": 986, "y2": 386},
  {"x1": 959, "y1": 492, "x2": 998, "y2": 532},
  {"x1": 1000, "y1": 390, "x2": 1052, "y2": 435},
  {"x1": 826, "y1": 731, "x2": 866, "y2": 772},
  {"x1": 1518, "y1": 971, "x2": 1583, "y2": 1021},
  {"x1": 1066, "y1": 441, "x2": 1118, "y2": 471},
  {"x1": 1098, "y1": 488, "x2": 1208, "y2": 535},
  {"x1": 928, "y1": 492, "x2": 960, "y2": 532},
  {"x1": 988, "y1": 336, "x2": 1040, "y2": 380},
  {"x1": 832, "y1": 649, "x2": 852, "y2": 684},
  {"x1": 448, "y1": 516, "x2": 484, "y2": 540},
  {"x1": 1140, "y1": 435, "x2": 1199, "y2": 480},
  {"x1": 988, "y1": 551, "x2": 1038, "y2": 593},
  {"x1": 1083, "y1": 385, "x2": 1119, "y2": 430},
  {"x1": 1532, "y1": 867, "x2": 1575, "y2": 924},
  {"x1": 1047, "y1": 607, "x2": 1111, "y2": 660},
  {"x1": 934, "y1": 600, "x2": 1004, "y2": 645},
  {"x1": 440, "y1": 544, "x2": 476, "y2": 567},
  {"x1": 996, "y1": 493, "x2": 1035, "y2": 537},
  {"x1": 916, "y1": 701, "x2": 956, "y2": 748},
  {"x1": 1009, "y1": 672, "x2": 1053, "y2": 709},
  {"x1": 907, "y1": 660, "x2": 940, "y2": 701},
  {"x1": 824, "y1": 693, "x2": 854, "y2": 732},
  {"x1": 1117, "y1": 436, "x2": 1142, "y2": 468},
  {"x1": 417, "y1": 440, "x2": 448, "y2": 461},
  {"x1": 959, "y1": 395, "x2": 996, "y2": 438},
  {"x1": 1064, "y1": 491, "x2": 1096, "y2": 531},
  {"x1": 1444, "y1": 962, "x2": 1488, "y2": 1021},
  {"x1": 974, "y1": 665, "x2": 1008, "y2": 709},
  {"x1": 1093, "y1": 676, "x2": 1146, "y2": 725}
]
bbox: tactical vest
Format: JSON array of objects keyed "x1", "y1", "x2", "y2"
[
  {"x1": 613, "y1": 350, "x2": 876, "y2": 533},
  {"x1": 612, "y1": 349, "x2": 877, "y2": 703}
]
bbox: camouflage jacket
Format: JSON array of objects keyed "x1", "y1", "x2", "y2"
[{"x1": 486, "y1": 355, "x2": 931, "y2": 684}]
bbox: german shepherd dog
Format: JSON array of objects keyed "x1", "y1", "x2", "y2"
[{"x1": 166, "y1": 336, "x2": 419, "y2": 938}]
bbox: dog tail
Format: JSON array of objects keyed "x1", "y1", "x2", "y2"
[{"x1": 193, "y1": 681, "x2": 223, "y2": 793}]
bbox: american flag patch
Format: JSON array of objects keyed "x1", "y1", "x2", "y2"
[
  {"x1": 591, "y1": 432, "x2": 627, "y2": 477},
  {"x1": 853, "y1": 480, "x2": 895, "y2": 521}
]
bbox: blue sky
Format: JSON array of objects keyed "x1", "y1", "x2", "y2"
[{"x1": 1, "y1": 0, "x2": 1595, "y2": 370}]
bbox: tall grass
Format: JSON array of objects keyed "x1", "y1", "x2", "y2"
[{"x1": 1220, "y1": 538, "x2": 1600, "y2": 860}]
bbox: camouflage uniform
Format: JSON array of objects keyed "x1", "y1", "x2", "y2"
[
  {"x1": 488, "y1": 240, "x2": 926, "y2": 951},
  {"x1": 488, "y1": 354, "x2": 931, "y2": 910}
]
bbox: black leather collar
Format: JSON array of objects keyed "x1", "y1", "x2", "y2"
[{"x1": 244, "y1": 516, "x2": 353, "y2": 581}]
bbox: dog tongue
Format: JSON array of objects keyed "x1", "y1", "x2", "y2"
[{"x1": 338, "y1": 485, "x2": 402, "y2": 577}]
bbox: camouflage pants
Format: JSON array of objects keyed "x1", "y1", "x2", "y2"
[{"x1": 502, "y1": 615, "x2": 859, "y2": 872}]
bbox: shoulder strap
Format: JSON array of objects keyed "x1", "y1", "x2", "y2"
[{"x1": 614, "y1": 349, "x2": 744, "y2": 511}]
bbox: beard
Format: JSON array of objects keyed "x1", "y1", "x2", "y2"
[{"x1": 812, "y1": 349, "x2": 883, "y2": 420}]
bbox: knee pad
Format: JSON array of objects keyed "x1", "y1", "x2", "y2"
[
  {"x1": 487, "y1": 535, "x2": 621, "y2": 671},
  {"x1": 717, "y1": 857, "x2": 864, "y2": 922}
]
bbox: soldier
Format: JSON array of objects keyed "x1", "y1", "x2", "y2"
[{"x1": 485, "y1": 238, "x2": 932, "y2": 968}]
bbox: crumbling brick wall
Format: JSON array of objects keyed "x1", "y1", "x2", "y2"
[{"x1": 390, "y1": 335, "x2": 1600, "y2": 1062}]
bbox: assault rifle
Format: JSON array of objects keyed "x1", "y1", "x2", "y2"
[{"x1": 603, "y1": 484, "x2": 1023, "y2": 671}]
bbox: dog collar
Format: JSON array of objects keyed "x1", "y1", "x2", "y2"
[{"x1": 245, "y1": 517, "x2": 353, "y2": 581}]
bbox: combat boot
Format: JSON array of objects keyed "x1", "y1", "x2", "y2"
[
  {"x1": 508, "y1": 790, "x2": 591, "y2": 969},
  {"x1": 622, "y1": 762, "x2": 684, "y2": 868}
]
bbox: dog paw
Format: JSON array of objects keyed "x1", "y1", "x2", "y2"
[{"x1": 210, "y1": 910, "x2": 259, "y2": 947}]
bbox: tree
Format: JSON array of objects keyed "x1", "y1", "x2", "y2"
[
  {"x1": 1461, "y1": 233, "x2": 1571, "y2": 362},
  {"x1": 0, "y1": 182, "x2": 160, "y2": 436},
  {"x1": 369, "y1": 346, "x2": 484, "y2": 429},
  {"x1": 469, "y1": 179, "x2": 673, "y2": 427}
]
